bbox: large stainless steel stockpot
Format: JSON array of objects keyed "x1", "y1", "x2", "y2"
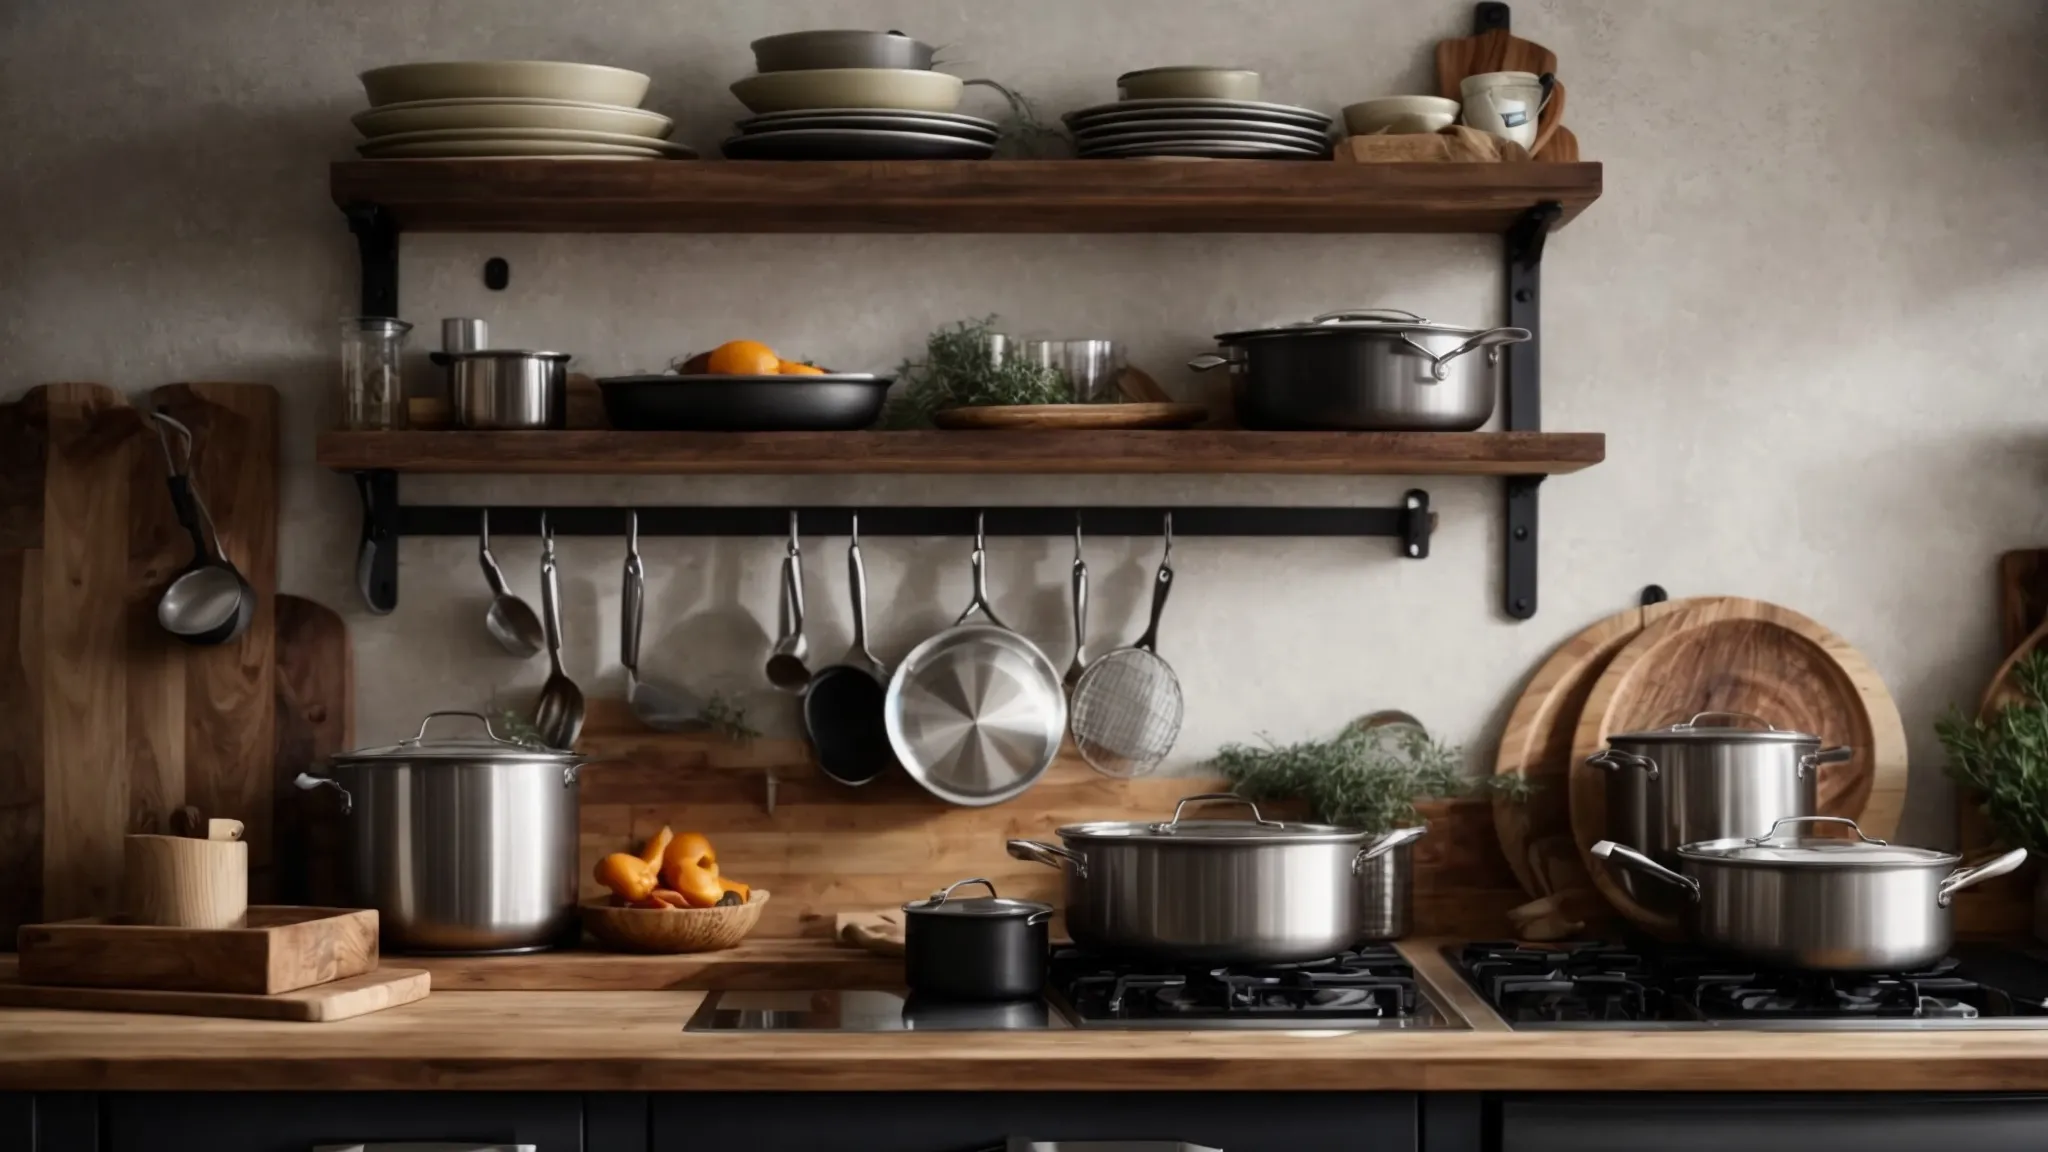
[
  {"x1": 1594, "y1": 816, "x2": 2028, "y2": 971},
  {"x1": 1587, "y1": 711, "x2": 1849, "y2": 915},
  {"x1": 1008, "y1": 793, "x2": 1425, "y2": 963},
  {"x1": 294, "y1": 710, "x2": 584, "y2": 954},
  {"x1": 1188, "y1": 309, "x2": 1529, "y2": 431}
]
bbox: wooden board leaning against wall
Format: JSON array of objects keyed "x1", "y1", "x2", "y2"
[{"x1": 0, "y1": 382, "x2": 277, "y2": 944}]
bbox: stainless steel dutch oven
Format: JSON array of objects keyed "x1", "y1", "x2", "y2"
[
  {"x1": 295, "y1": 710, "x2": 585, "y2": 954},
  {"x1": 1188, "y1": 309, "x2": 1530, "y2": 431},
  {"x1": 1594, "y1": 816, "x2": 2028, "y2": 971},
  {"x1": 1587, "y1": 711, "x2": 1851, "y2": 915},
  {"x1": 1007, "y1": 793, "x2": 1425, "y2": 963}
]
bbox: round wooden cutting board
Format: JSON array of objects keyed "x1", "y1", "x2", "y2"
[
  {"x1": 1567, "y1": 597, "x2": 1909, "y2": 934},
  {"x1": 1493, "y1": 596, "x2": 1729, "y2": 899},
  {"x1": 932, "y1": 403, "x2": 1208, "y2": 430}
]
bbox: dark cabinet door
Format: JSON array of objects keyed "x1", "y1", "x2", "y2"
[
  {"x1": 100, "y1": 1092, "x2": 583, "y2": 1152},
  {"x1": 653, "y1": 1092, "x2": 1419, "y2": 1152},
  {"x1": 1501, "y1": 1093, "x2": 2048, "y2": 1152}
]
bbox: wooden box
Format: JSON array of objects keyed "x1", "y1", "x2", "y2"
[{"x1": 15, "y1": 906, "x2": 378, "y2": 995}]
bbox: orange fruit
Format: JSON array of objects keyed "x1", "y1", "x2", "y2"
[
  {"x1": 778, "y1": 361, "x2": 827, "y2": 376},
  {"x1": 705, "y1": 339, "x2": 781, "y2": 376}
]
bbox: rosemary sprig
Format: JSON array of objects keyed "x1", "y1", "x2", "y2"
[
  {"x1": 882, "y1": 316, "x2": 1071, "y2": 428},
  {"x1": 1210, "y1": 721, "x2": 1531, "y2": 835},
  {"x1": 1939, "y1": 651, "x2": 2048, "y2": 857}
]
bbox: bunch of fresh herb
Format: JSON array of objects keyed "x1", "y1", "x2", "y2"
[
  {"x1": 1210, "y1": 720, "x2": 1532, "y2": 835},
  {"x1": 882, "y1": 316, "x2": 1070, "y2": 428},
  {"x1": 698, "y1": 692, "x2": 760, "y2": 744},
  {"x1": 1938, "y1": 651, "x2": 2048, "y2": 857}
]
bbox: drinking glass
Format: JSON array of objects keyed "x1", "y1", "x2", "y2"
[{"x1": 340, "y1": 317, "x2": 413, "y2": 430}]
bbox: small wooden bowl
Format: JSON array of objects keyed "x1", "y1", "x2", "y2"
[{"x1": 580, "y1": 891, "x2": 770, "y2": 954}]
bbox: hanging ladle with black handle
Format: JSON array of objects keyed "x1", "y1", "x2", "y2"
[{"x1": 151, "y1": 411, "x2": 255, "y2": 646}]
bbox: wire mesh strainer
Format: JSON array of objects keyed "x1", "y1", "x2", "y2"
[{"x1": 1070, "y1": 515, "x2": 1183, "y2": 777}]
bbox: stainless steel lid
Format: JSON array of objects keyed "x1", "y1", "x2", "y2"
[
  {"x1": 1214, "y1": 308, "x2": 1492, "y2": 343},
  {"x1": 902, "y1": 878, "x2": 1052, "y2": 919},
  {"x1": 1678, "y1": 816, "x2": 1959, "y2": 868},
  {"x1": 336, "y1": 710, "x2": 576, "y2": 765},
  {"x1": 1609, "y1": 710, "x2": 1822, "y2": 745},
  {"x1": 440, "y1": 349, "x2": 572, "y2": 362},
  {"x1": 1058, "y1": 793, "x2": 1367, "y2": 845}
]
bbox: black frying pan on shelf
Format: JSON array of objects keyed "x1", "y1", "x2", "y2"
[{"x1": 597, "y1": 374, "x2": 892, "y2": 432}]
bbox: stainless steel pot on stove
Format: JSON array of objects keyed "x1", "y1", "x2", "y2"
[
  {"x1": 1188, "y1": 309, "x2": 1529, "y2": 431},
  {"x1": 1594, "y1": 817, "x2": 2028, "y2": 971},
  {"x1": 1008, "y1": 793, "x2": 1425, "y2": 963},
  {"x1": 1587, "y1": 711, "x2": 1851, "y2": 915},
  {"x1": 294, "y1": 710, "x2": 584, "y2": 953}
]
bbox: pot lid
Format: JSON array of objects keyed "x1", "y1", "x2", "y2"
[
  {"x1": 1609, "y1": 710, "x2": 1823, "y2": 745},
  {"x1": 1214, "y1": 308, "x2": 1489, "y2": 343},
  {"x1": 1678, "y1": 816, "x2": 1958, "y2": 867},
  {"x1": 336, "y1": 710, "x2": 577, "y2": 764},
  {"x1": 902, "y1": 878, "x2": 1051, "y2": 918},
  {"x1": 440, "y1": 349, "x2": 572, "y2": 361},
  {"x1": 1056, "y1": 793, "x2": 1365, "y2": 845}
]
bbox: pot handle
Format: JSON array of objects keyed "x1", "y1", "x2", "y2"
[
  {"x1": 1311, "y1": 308, "x2": 1430, "y2": 325},
  {"x1": 927, "y1": 877, "x2": 1001, "y2": 907},
  {"x1": 1751, "y1": 815, "x2": 1884, "y2": 846},
  {"x1": 406, "y1": 709, "x2": 521, "y2": 747},
  {"x1": 1008, "y1": 839, "x2": 1088, "y2": 879},
  {"x1": 1187, "y1": 354, "x2": 1233, "y2": 372},
  {"x1": 1797, "y1": 746, "x2": 1855, "y2": 777},
  {"x1": 1353, "y1": 826, "x2": 1426, "y2": 872},
  {"x1": 1396, "y1": 327, "x2": 1533, "y2": 382},
  {"x1": 1591, "y1": 840, "x2": 1701, "y2": 902},
  {"x1": 292, "y1": 772, "x2": 353, "y2": 816},
  {"x1": 1586, "y1": 748, "x2": 1658, "y2": 778},
  {"x1": 1154, "y1": 792, "x2": 1284, "y2": 833},
  {"x1": 1937, "y1": 848, "x2": 2029, "y2": 907},
  {"x1": 1676, "y1": 710, "x2": 1780, "y2": 731}
]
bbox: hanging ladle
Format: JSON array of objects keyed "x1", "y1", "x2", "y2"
[{"x1": 151, "y1": 412, "x2": 255, "y2": 646}]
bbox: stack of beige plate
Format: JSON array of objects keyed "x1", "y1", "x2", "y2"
[
  {"x1": 1065, "y1": 66, "x2": 1332, "y2": 160},
  {"x1": 725, "y1": 29, "x2": 991, "y2": 160},
  {"x1": 355, "y1": 61, "x2": 696, "y2": 159}
]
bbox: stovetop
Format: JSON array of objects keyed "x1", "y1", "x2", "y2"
[{"x1": 1449, "y1": 940, "x2": 2048, "y2": 1030}]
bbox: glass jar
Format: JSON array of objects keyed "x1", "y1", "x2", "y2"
[{"x1": 340, "y1": 317, "x2": 413, "y2": 429}]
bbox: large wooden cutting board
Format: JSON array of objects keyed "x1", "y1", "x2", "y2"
[
  {"x1": 0, "y1": 962, "x2": 425, "y2": 1022},
  {"x1": 1493, "y1": 596, "x2": 1729, "y2": 899},
  {"x1": 1567, "y1": 598, "x2": 1909, "y2": 933}
]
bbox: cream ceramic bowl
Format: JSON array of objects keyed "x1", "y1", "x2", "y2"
[
  {"x1": 1117, "y1": 67, "x2": 1261, "y2": 101},
  {"x1": 353, "y1": 97, "x2": 673, "y2": 139},
  {"x1": 1343, "y1": 95, "x2": 1461, "y2": 136},
  {"x1": 360, "y1": 61, "x2": 652, "y2": 108},
  {"x1": 730, "y1": 67, "x2": 964, "y2": 113}
]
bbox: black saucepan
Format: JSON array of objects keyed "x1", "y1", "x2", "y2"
[{"x1": 902, "y1": 878, "x2": 1051, "y2": 1001}]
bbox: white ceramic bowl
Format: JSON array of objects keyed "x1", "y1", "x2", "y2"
[
  {"x1": 353, "y1": 97, "x2": 673, "y2": 139},
  {"x1": 1343, "y1": 96, "x2": 1461, "y2": 137},
  {"x1": 360, "y1": 61, "x2": 652, "y2": 108},
  {"x1": 1117, "y1": 67, "x2": 1261, "y2": 102},
  {"x1": 730, "y1": 68, "x2": 964, "y2": 113}
]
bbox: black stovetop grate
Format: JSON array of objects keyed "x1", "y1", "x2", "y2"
[{"x1": 1051, "y1": 946, "x2": 1421, "y2": 1022}]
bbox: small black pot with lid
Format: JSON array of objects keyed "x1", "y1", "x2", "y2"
[{"x1": 902, "y1": 878, "x2": 1052, "y2": 1001}]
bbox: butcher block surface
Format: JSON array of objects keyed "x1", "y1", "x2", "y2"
[{"x1": 9, "y1": 941, "x2": 2048, "y2": 1092}]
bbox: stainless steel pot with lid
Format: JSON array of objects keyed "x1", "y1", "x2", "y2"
[
  {"x1": 1189, "y1": 308, "x2": 1530, "y2": 431},
  {"x1": 294, "y1": 710, "x2": 585, "y2": 954},
  {"x1": 1594, "y1": 816, "x2": 2029, "y2": 971},
  {"x1": 1586, "y1": 711, "x2": 1849, "y2": 916},
  {"x1": 1008, "y1": 793, "x2": 1426, "y2": 963}
]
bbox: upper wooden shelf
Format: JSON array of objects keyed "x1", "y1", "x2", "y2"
[
  {"x1": 316, "y1": 430, "x2": 1604, "y2": 476},
  {"x1": 329, "y1": 159, "x2": 1603, "y2": 234}
]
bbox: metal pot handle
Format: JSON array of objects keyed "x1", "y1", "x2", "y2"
[
  {"x1": 1937, "y1": 848, "x2": 2029, "y2": 907},
  {"x1": 1395, "y1": 327, "x2": 1532, "y2": 381},
  {"x1": 1353, "y1": 826, "x2": 1426, "y2": 872},
  {"x1": 1007, "y1": 839, "x2": 1088, "y2": 879},
  {"x1": 1187, "y1": 354, "x2": 1233, "y2": 372},
  {"x1": 406, "y1": 709, "x2": 518, "y2": 747},
  {"x1": 1154, "y1": 792, "x2": 1283, "y2": 832},
  {"x1": 1797, "y1": 746, "x2": 1855, "y2": 777},
  {"x1": 1586, "y1": 748, "x2": 1659, "y2": 779},
  {"x1": 1311, "y1": 308, "x2": 1430, "y2": 325},
  {"x1": 292, "y1": 772, "x2": 353, "y2": 816},
  {"x1": 928, "y1": 877, "x2": 1000, "y2": 907},
  {"x1": 1676, "y1": 711, "x2": 1779, "y2": 731},
  {"x1": 1591, "y1": 840, "x2": 1701, "y2": 901},
  {"x1": 1752, "y1": 815, "x2": 1883, "y2": 845}
]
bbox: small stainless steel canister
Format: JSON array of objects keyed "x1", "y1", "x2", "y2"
[
  {"x1": 445, "y1": 350, "x2": 571, "y2": 430},
  {"x1": 442, "y1": 317, "x2": 488, "y2": 354}
]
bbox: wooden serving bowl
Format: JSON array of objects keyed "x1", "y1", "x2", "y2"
[{"x1": 580, "y1": 891, "x2": 770, "y2": 953}]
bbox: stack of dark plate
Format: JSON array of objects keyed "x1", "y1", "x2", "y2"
[
  {"x1": 1065, "y1": 98, "x2": 1333, "y2": 160},
  {"x1": 723, "y1": 108, "x2": 998, "y2": 160}
]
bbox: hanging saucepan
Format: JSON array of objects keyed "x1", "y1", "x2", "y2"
[
  {"x1": 1188, "y1": 308, "x2": 1530, "y2": 431},
  {"x1": 1593, "y1": 816, "x2": 2028, "y2": 972}
]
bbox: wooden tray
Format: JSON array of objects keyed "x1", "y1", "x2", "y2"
[
  {"x1": 1567, "y1": 598, "x2": 1909, "y2": 934},
  {"x1": 15, "y1": 906, "x2": 377, "y2": 994},
  {"x1": 932, "y1": 403, "x2": 1207, "y2": 431},
  {"x1": 0, "y1": 963, "x2": 425, "y2": 1022}
]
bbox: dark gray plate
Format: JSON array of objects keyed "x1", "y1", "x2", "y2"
[
  {"x1": 1074, "y1": 116, "x2": 1329, "y2": 145},
  {"x1": 735, "y1": 113, "x2": 998, "y2": 142},
  {"x1": 1079, "y1": 139, "x2": 1329, "y2": 160},
  {"x1": 598, "y1": 374, "x2": 893, "y2": 432},
  {"x1": 1076, "y1": 127, "x2": 1329, "y2": 150},
  {"x1": 722, "y1": 128, "x2": 995, "y2": 160},
  {"x1": 1064, "y1": 98, "x2": 1333, "y2": 130},
  {"x1": 740, "y1": 106, "x2": 999, "y2": 130}
]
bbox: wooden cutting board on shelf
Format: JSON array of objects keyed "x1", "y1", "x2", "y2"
[
  {"x1": 273, "y1": 595, "x2": 353, "y2": 906},
  {"x1": 1567, "y1": 597, "x2": 1909, "y2": 934},
  {"x1": 931, "y1": 404, "x2": 1208, "y2": 431},
  {"x1": 0, "y1": 962, "x2": 426, "y2": 1022}
]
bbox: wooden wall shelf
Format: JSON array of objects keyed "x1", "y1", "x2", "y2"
[
  {"x1": 315, "y1": 429, "x2": 1605, "y2": 477},
  {"x1": 330, "y1": 159, "x2": 1603, "y2": 235}
]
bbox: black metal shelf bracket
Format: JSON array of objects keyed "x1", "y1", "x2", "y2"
[
  {"x1": 346, "y1": 202, "x2": 400, "y2": 319},
  {"x1": 1503, "y1": 200, "x2": 1561, "y2": 620},
  {"x1": 343, "y1": 476, "x2": 1435, "y2": 611}
]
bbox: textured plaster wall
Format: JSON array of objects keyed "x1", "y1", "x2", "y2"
[{"x1": 4, "y1": 0, "x2": 2046, "y2": 843}]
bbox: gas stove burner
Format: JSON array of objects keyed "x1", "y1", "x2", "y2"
[{"x1": 1049, "y1": 947, "x2": 1456, "y2": 1030}]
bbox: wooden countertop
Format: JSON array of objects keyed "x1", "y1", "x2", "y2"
[{"x1": 10, "y1": 942, "x2": 2048, "y2": 1092}]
